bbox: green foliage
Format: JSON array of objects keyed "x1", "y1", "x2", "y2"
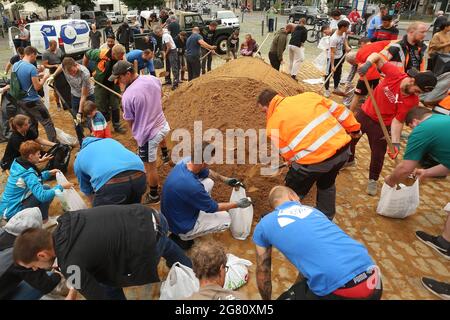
[
  {"x1": 120, "y1": 0, "x2": 164, "y2": 11},
  {"x1": 70, "y1": 0, "x2": 95, "y2": 11}
]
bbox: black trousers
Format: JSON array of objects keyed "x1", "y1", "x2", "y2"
[
  {"x1": 186, "y1": 55, "x2": 201, "y2": 81},
  {"x1": 93, "y1": 172, "x2": 147, "y2": 207},
  {"x1": 284, "y1": 147, "x2": 350, "y2": 219},
  {"x1": 325, "y1": 57, "x2": 344, "y2": 90},
  {"x1": 268, "y1": 52, "x2": 281, "y2": 70},
  {"x1": 120, "y1": 42, "x2": 130, "y2": 53},
  {"x1": 268, "y1": 18, "x2": 274, "y2": 32},
  {"x1": 201, "y1": 47, "x2": 213, "y2": 74}
]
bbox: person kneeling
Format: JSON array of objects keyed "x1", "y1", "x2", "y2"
[
  {"x1": 161, "y1": 142, "x2": 251, "y2": 250},
  {"x1": 0, "y1": 141, "x2": 73, "y2": 224}
]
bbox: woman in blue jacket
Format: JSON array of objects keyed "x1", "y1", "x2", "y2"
[{"x1": 0, "y1": 141, "x2": 73, "y2": 222}]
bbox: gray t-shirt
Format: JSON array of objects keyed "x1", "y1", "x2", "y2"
[
  {"x1": 42, "y1": 48, "x2": 63, "y2": 72},
  {"x1": 62, "y1": 64, "x2": 94, "y2": 97},
  {"x1": 329, "y1": 32, "x2": 346, "y2": 59}
]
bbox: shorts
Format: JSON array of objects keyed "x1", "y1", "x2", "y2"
[
  {"x1": 355, "y1": 79, "x2": 380, "y2": 96},
  {"x1": 138, "y1": 122, "x2": 170, "y2": 162}
]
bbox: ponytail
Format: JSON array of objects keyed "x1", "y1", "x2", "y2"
[{"x1": 9, "y1": 114, "x2": 30, "y2": 132}]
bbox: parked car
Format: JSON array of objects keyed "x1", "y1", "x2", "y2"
[
  {"x1": 81, "y1": 11, "x2": 108, "y2": 28},
  {"x1": 213, "y1": 10, "x2": 239, "y2": 28},
  {"x1": 288, "y1": 6, "x2": 327, "y2": 25},
  {"x1": 335, "y1": 5, "x2": 352, "y2": 16},
  {"x1": 126, "y1": 10, "x2": 139, "y2": 23},
  {"x1": 106, "y1": 12, "x2": 124, "y2": 24}
]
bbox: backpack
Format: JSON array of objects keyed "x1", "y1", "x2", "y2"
[
  {"x1": 9, "y1": 61, "x2": 32, "y2": 101},
  {"x1": 44, "y1": 144, "x2": 71, "y2": 174}
]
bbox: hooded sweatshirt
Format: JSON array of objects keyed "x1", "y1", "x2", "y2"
[
  {"x1": 269, "y1": 28, "x2": 288, "y2": 60},
  {"x1": 0, "y1": 158, "x2": 62, "y2": 220},
  {"x1": 53, "y1": 204, "x2": 159, "y2": 300},
  {"x1": 0, "y1": 208, "x2": 61, "y2": 299}
]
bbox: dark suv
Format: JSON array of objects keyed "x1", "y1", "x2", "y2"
[
  {"x1": 81, "y1": 11, "x2": 108, "y2": 28},
  {"x1": 288, "y1": 6, "x2": 328, "y2": 25}
]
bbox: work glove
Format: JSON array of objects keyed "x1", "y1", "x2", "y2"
[
  {"x1": 236, "y1": 198, "x2": 252, "y2": 208},
  {"x1": 75, "y1": 113, "x2": 82, "y2": 126},
  {"x1": 387, "y1": 143, "x2": 401, "y2": 159},
  {"x1": 46, "y1": 75, "x2": 55, "y2": 86},
  {"x1": 225, "y1": 178, "x2": 245, "y2": 188},
  {"x1": 357, "y1": 61, "x2": 373, "y2": 76}
]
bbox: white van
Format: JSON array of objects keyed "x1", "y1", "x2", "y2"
[{"x1": 8, "y1": 19, "x2": 91, "y2": 58}]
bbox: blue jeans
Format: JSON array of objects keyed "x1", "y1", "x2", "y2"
[
  {"x1": 71, "y1": 94, "x2": 95, "y2": 146},
  {"x1": 6, "y1": 281, "x2": 44, "y2": 300},
  {"x1": 156, "y1": 213, "x2": 192, "y2": 268}
]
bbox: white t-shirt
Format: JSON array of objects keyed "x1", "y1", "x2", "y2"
[
  {"x1": 329, "y1": 32, "x2": 346, "y2": 59},
  {"x1": 329, "y1": 15, "x2": 350, "y2": 30},
  {"x1": 162, "y1": 32, "x2": 177, "y2": 50}
]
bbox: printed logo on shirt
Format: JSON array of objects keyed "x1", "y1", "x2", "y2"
[
  {"x1": 383, "y1": 86, "x2": 398, "y2": 104},
  {"x1": 277, "y1": 205, "x2": 314, "y2": 227}
]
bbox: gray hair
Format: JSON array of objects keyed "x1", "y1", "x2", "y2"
[{"x1": 153, "y1": 25, "x2": 163, "y2": 34}]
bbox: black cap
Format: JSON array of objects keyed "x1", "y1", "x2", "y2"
[
  {"x1": 108, "y1": 60, "x2": 134, "y2": 82},
  {"x1": 407, "y1": 68, "x2": 437, "y2": 93}
]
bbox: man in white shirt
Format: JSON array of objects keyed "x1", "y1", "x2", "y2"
[
  {"x1": 155, "y1": 26, "x2": 179, "y2": 90},
  {"x1": 329, "y1": 10, "x2": 350, "y2": 32}
]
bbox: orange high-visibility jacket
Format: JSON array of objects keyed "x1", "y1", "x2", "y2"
[
  {"x1": 439, "y1": 95, "x2": 450, "y2": 110},
  {"x1": 266, "y1": 92, "x2": 361, "y2": 165}
]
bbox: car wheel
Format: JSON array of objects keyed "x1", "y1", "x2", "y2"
[
  {"x1": 306, "y1": 17, "x2": 314, "y2": 25},
  {"x1": 216, "y1": 35, "x2": 228, "y2": 55}
]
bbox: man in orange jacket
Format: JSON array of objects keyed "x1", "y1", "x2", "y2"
[{"x1": 257, "y1": 90, "x2": 361, "y2": 220}]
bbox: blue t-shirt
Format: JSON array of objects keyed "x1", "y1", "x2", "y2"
[
  {"x1": 253, "y1": 201, "x2": 375, "y2": 296},
  {"x1": 126, "y1": 49, "x2": 155, "y2": 73},
  {"x1": 161, "y1": 157, "x2": 218, "y2": 235},
  {"x1": 186, "y1": 33, "x2": 203, "y2": 57},
  {"x1": 12, "y1": 60, "x2": 39, "y2": 102}
]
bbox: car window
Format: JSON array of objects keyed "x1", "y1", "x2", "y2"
[
  {"x1": 184, "y1": 16, "x2": 194, "y2": 28},
  {"x1": 81, "y1": 12, "x2": 94, "y2": 19},
  {"x1": 95, "y1": 11, "x2": 107, "y2": 18}
]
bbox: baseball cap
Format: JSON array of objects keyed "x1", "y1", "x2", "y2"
[
  {"x1": 108, "y1": 60, "x2": 134, "y2": 82},
  {"x1": 407, "y1": 68, "x2": 437, "y2": 92}
]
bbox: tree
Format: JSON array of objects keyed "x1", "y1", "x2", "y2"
[
  {"x1": 18, "y1": 0, "x2": 62, "y2": 19},
  {"x1": 11, "y1": 3, "x2": 24, "y2": 20},
  {"x1": 69, "y1": 0, "x2": 95, "y2": 11},
  {"x1": 121, "y1": 0, "x2": 164, "y2": 11}
]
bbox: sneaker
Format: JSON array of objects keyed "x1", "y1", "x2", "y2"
[
  {"x1": 169, "y1": 233, "x2": 194, "y2": 250},
  {"x1": 366, "y1": 179, "x2": 377, "y2": 196},
  {"x1": 113, "y1": 126, "x2": 127, "y2": 134},
  {"x1": 415, "y1": 231, "x2": 450, "y2": 260},
  {"x1": 324, "y1": 89, "x2": 331, "y2": 98},
  {"x1": 332, "y1": 88, "x2": 346, "y2": 96},
  {"x1": 43, "y1": 217, "x2": 58, "y2": 229},
  {"x1": 143, "y1": 193, "x2": 160, "y2": 205},
  {"x1": 421, "y1": 277, "x2": 450, "y2": 300}
]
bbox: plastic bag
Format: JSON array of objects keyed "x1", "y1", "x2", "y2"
[
  {"x1": 160, "y1": 262, "x2": 199, "y2": 300},
  {"x1": 55, "y1": 172, "x2": 88, "y2": 212},
  {"x1": 223, "y1": 253, "x2": 252, "y2": 290},
  {"x1": 313, "y1": 51, "x2": 327, "y2": 74},
  {"x1": 376, "y1": 180, "x2": 420, "y2": 219},
  {"x1": 43, "y1": 69, "x2": 51, "y2": 110},
  {"x1": 56, "y1": 128, "x2": 78, "y2": 147},
  {"x1": 228, "y1": 187, "x2": 253, "y2": 240}
]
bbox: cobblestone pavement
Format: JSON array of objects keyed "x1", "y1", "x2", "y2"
[{"x1": 0, "y1": 13, "x2": 447, "y2": 300}]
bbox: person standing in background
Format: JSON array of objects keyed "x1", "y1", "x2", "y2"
[
  {"x1": 268, "y1": 24, "x2": 293, "y2": 70},
  {"x1": 201, "y1": 21, "x2": 218, "y2": 74},
  {"x1": 41, "y1": 40, "x2": 64, "y2": 111},
  {"x1": 89, "y1": 24, "x2": 102, "y2": 49},
  {"x1": 288, "y1": 19, "x2": 307, "y2": 80}
]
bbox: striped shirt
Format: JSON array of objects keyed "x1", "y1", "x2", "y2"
[{"x1": 89, "y1": 111, "x2": 111, "y2": 139}]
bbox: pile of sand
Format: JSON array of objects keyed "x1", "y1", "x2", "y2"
[{"x1": 163, "y1": 57, "x2": 312, "y2": 218}]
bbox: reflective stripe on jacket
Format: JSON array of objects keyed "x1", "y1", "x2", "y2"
[{"x1": 266, "y1": 92, "x2": 361, "y2": 165}]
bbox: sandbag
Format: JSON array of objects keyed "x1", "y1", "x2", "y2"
[
  {"x1": 56, "y1": 128, "x2": 78, "y2": 147},
  {"x1": 376, "y1": 180, "x2": 420, "y2": 219},
  {"x1": 228, "y1": 187, "x2": 253, "y2": 240},
  {"x1": 55, "y1": 172, "x2": 88, "y2": 212},
  {"x1": 313, "y1": 51, "x2": 327, "y2": 74},
  {"x1": 160, "y1": 262, "x2": 199, "y2": 300},
  {"x1": 223, "y1": 253, "x2": 252, "y2": 291}
]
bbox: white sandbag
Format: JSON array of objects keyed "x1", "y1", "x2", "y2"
[
  {"x1": 160, "y1": 262, "x2": 199, "y2": 300},
  {"x1": 55, "y1": 128, "x2": 78, "y2": 147},
  {"x1": 43, "y1": 69, "x2": 50, "y2": 110},
  {"x1": 228, "y1": 187, "x2": 253, "y2": 240},
  {"x1": 376, "y1": 180, "x2": 420, "y2": 219},
  {"x1": 55, "y1": 172, "x2": 88, "y2": 212},
  {"x1": 223, "y1": 253, "x2": 252, "y2": 290},
  {"x1": 313, "y1": 51, "x2": 327, "y2": 73}
]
